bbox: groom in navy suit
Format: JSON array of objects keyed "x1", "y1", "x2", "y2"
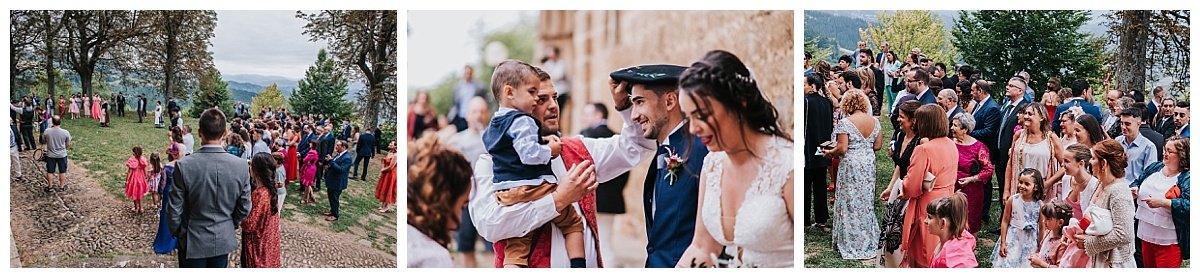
[
  {"x1": 323, "y1": 140, "x2": 354, "y2": 221},
  {"x1": 611, "y1": 65, "x2": 708, "y2": 268}
]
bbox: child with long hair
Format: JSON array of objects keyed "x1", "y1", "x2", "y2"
[
  {"x1": 926, "y1": 192, "x2": 978, "y2": 268},
  {"x1": 124, "y1": 146, "x2": 149, "y2": 213},
  {"x1": 1030, "y1": 200, "x2": 1074, "y2": 267},
  {"x1": 991, "y1": 168, "x2": 1046, "y2": 267},
  {"x1": 146, "y1": 153, "x2": 163, "y2": 210}
]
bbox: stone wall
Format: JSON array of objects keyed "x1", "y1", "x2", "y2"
[{"x1": 534, "y1": 10, "x2": 794, "y2": 267}]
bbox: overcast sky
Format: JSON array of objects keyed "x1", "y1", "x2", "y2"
[
  {"x1": 211, "y1": 10, "x2": 327, "y2": 80},
  {"x1": 407, "y1": 11, "x2": 529, "y2": 88}
]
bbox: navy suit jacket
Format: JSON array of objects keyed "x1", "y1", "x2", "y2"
[
  {"x1": 643, "y1": 126, "x2": 708, "y2": 268},
  {"x1": 1052, "y1": 99, "x2": 1102, "y2": 133},
  {"x1": 356, "y1": 133, "x2": 377, "y2": 158},
  {"x1": 324, "y1": 151, "x2": 353, "y2": 191},
  {"x1": 996, "y1": 98, "x2": 1030, "y2": 159},
  {"x1": 971, "y1": 97, "x2": 1002, "y2": 152},
  {"x1": 298, "y1": 132, "x2": 314, "y2": 155},
  {"x1": 917, "y1": 88, "x2": 937, "y2": 105},
  {"x1": 320, "y1": 134, "x2": 336, "y2": 158}
]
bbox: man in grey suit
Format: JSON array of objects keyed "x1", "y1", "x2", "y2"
[{"x1": 168, "y1": 108, "x2": 252, "y2": 268}]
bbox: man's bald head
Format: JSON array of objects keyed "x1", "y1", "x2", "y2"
[
  {"x1": 466, "y1": 96, "x2": 489, "y2": 130},
  {"x1": 937, "y1": 89, "x2": 958, "y2": 111}
]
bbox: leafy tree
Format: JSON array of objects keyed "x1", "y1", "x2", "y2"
[
  {"x1": 132, "y1": 10, "x2": 216, "y2": 104},
  {"x1": 9, "y1": 11, "x2": 42, "y2": 96},
  {"x1": 860, "y1": 11, "x2": 958, "y2": 65},
  {"x1": 250, "y1": 83, "x2": 288, "y2": 113},
  {"x1": 291, "y1": 49, "x2": 353, "y2": 122},
  {"x1": 952, "y1": 10, "x2": 1105, "y2": 98},
  {"x1": 26, "y1": 68, "x2": 74, "y2": 99},
  {"x1": 189, "y1": 68, "x2": 233, "y2": 117},
  {"x1": 804, "y1": 36, "x2": 836, "y2": 66},
  {"x1": 474, "y1": 18, "x2": 536, "y2": 106},
  {"x1": 297, "y1": 10, "x2": 397, "y2": 127},
  {"x1": 60, "y1": 10, "x2": 148, "y2": 99},
  {"x1": 1106, "y1": 10, "x2": 1190, "y2": 95}
]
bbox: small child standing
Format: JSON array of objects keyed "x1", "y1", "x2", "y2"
[
  {"x1": 1030, "y1": 200, "x2": 1074, "y2": 268},
  {"x1": 484, "y1": 60, "x2": 584, "y2": 268},
  {"x1": 124, "y1": 146, "x2": 149, "y2": 213},
  {"x1": 925, "y1": 192, "x2": 978, "y2": 268},
  {"x1": 992, "y1": 168, "x2": 1045, "y2": 267},
  {"x1": 146, "y1": 153, "x2": 163, "y2": 210}
]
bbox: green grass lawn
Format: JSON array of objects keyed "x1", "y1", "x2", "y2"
[
  {"x1": 803, "y1": 115, "x2": 1003, "y2": 268},
  {"x1": 57, "y1": 112, "x2": 396, "y2": 255}
]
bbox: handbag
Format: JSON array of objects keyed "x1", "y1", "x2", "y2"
[
  {"x1": 922, "y1": 171, "x2": 936, "y2": 192},
  {"x1": 968, "y1": 158, "x2": 983, "y2": 176}
]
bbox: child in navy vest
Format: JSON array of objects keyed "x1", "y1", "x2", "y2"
[{"x1": 484, "y1": 60, "x2": 585, "y2": 268}]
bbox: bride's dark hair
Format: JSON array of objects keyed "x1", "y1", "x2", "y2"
[{"x1": 679, "y1": 50, "x2": 792, "y2": 157}]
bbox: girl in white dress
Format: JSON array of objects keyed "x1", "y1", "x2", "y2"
[{"x1": 675, "y1": 50, "x2": 795, "y2": 267}]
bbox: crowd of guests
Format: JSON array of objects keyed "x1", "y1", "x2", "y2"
[
  {"x1": 804, "y1": 42, "x2": 1190, "y2": 268},
  {"x1": 410, "y1": 50, "x2": 795, "y2": 268}
]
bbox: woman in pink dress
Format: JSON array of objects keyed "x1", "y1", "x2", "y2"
[
  {"x1": 900, "y1": 104, "x2": 959, "y2": 268},
  {"x1": 124, "y1": 146, "x2": 150, "y2": 213},
  {"x1": 950, "y1": 113, "x2": 994, "y2": 234},
  {"x1": 91, "y1": 94, "x2": 101, "y2": 120},
  {"x1": 300, "y1": 140, "x2": 320, "y2": 205}
]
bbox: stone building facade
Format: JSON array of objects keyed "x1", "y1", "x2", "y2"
[{"x1": 534, "y1": 10, "x2": 794, "y2": 267}]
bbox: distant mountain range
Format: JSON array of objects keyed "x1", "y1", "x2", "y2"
[{"x1": 222, "y1": 73, "x2": 367, "y2": 104}]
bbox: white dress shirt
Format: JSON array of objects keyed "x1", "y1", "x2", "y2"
[{"x1": 469, "y1": 108, "x2": 653, "y2": 267}]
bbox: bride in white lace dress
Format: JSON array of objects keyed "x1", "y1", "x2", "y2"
[{"x1": 673, "y1": 50, "x2": 795, "y2": 268}]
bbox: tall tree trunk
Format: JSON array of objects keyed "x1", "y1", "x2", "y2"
[
  {"x1": 43, "y1": 12, "x2": 57, "y2": 100},
  {"x1": 1116, "y1": 10, "x2": 1150, "y2": 93},
  {"x1": 162, "y1": 13, "x2": 178, "y2": 104}
]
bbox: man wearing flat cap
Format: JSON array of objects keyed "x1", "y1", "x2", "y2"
[{"x1": 611, "y1": 64, "x2": 709, "y2": 268}]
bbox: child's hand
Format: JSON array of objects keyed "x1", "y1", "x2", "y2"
[
  {"x1": 544, "y1": 135, "x2": 562, "y2": 157},
  {"x1": 1028, "y1": 254, "x2": 1045, "y2": 268},
  {"x1": 998, "y1": 242, "x2": 1008, "y2": 257},
  {"x1": 1074, "y1": 234, "x2": 1087, "y2": 249}
]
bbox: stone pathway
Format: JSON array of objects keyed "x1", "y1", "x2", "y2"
[{"x1": 9, "y1": 152, "x2": 395, "y2": 268}]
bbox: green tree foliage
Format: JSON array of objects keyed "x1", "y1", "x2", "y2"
[
  {"x1": 60, "y1": 10, "x2": 148, "y2": 98},
  {"x1": 291, "y1": 49, "x2": 353, "y2": 122},
  {"x1": 804, "y1": 36, "x2": 836, "y2": 66},
  {"x1": 297, "y1": 10, "x2": 397, "y2": 127},
  {"x1": 190, "y1": 68, "x2": 233, "y2": 117},
  {"x1": 804, "y1": 11, "x2": 870, "y2": 56},
  {"x1": 26, "y1": 68, "x2": 74, "y2": 99},
  {"x1": 953, "y1": 10, "x2": 1105, "y2": 99},
  {"x1": 133, "y1": 10, "x2": 217, "y2": 103},
  {"x1": 250, "y1": 83, "x2": 288, "y2": 113},
  {"x1": 860, "y1": 11, "x2": 958, "y2": 65}
]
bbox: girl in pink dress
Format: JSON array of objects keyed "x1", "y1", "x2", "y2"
[
  {"x1": 124, "y1": 146, "x2": 150, "y2": 213},
  {"x1": 926, "y1": 192, "x2": 978, "y2": 268},
  {"x1": 300, "y1": 141, "x2": 320, "y2": 205},
  {"x1": 1030, "y1": 200, "x2": 1079, "y2": 268}
]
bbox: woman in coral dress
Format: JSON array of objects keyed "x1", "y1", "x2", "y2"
[
  {"x1": 374, "y1": 142, "x2": 398, "y2": 213},
  {"x1": 899, "y1": 104, "x2": 959, "y2": 268},
  {"x1": 91, "y1": 94, "x2": 101, "y2": 120},
  {"x1": 124, "y1": 146, "x2": 150, "y2": 213},
  {"x1": 242, "y1": 153, "x2": 281, "y2": 268}
]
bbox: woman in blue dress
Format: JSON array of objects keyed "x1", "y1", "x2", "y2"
[{"x1": 153, "y1": 134, "x2": 184, "y2": 254}]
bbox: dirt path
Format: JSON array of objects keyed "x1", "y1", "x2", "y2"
[{"x1": 9, "y1": 153, "x2": 395, "y2": 268}]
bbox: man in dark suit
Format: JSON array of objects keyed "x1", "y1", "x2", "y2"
[
  {"x1": 995, "y1": 77, "x2": 1031, "y2": 201},
  {"x1": 803, "y1": 74, "x2": 834, "y2": 228},
  {"x1": 168, "y1": 108, "x2": 251, "y2": 268},
  {"x1": 116, "y1": 92, "x2": 126, "y2": 116},
  {"x1": 938, "y1": 89, "x2": 962, "y2": 122},
  {"x1": 313, "y1": 126, "x2": 331, "y2": 192},
  {"x1": 323, "y1": 140, "x2": 353, "y2": 221},
  {"x1": 611, "y1": 64, "x2": 706, "y2": 268},
  {"x1": 351, "y1": 128, "x2": 377, "y2": 180},
  {"x1": 136, "y1": 94, "x2": 147, "y2": 123},
  {"x1": 1154, "y1": 98, "x2": 1177, "y2": 137},
  {"x1": 859, "y1": 50, "x2": 885, "y2": 116},
  {"x1": 340, "y1": 120, "x2": 352, "y2": 141},
  {"x1": 968, "y1": 80, "x2": 1002, "y2": 218},
  {"x1": 1052, "y1": 79, "x2": 1103, "y2": 133},
  {"x1": 907, "y1": 68, "x2": 936, "y2": 105}
]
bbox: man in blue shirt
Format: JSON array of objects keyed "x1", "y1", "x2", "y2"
[
  {"x1": 452, "y1": 65, "x2": 481, "y2": 132},
  {"x1": 1116, "y1": 106, "x2": 1159, "y2": 182}
]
